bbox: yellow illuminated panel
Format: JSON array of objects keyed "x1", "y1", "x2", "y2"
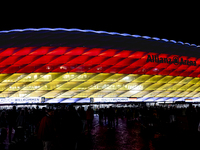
[
  {"x1": 166, "y1": 91, "x2": 182, "y2": 97},
  {"x1": 72, "y1": 82, "x2": 97, "y2": 90},
  {"x1": 36, "y1": 73, "x2": 63, "y2": 82},
  {"x1": 186, "y1": 84, "x2": 200, "y2": 91},
  {"x1": 0, "y1": 91, "x2": 16, "y2": 97},
  {"x1": 88, "y1": 73, "x2": 112, "y2": 82},
  {"x1": 5, "y1": 82, "x2": 30, "y2": 91},
  {"x1": 119, "y1": 91, "x2": 141, "y2": 97},
  {"x1": 105, "y1": 82, "x2": 126, "y2": 90},
  {"x1": 22, "y1": 82, "x2": 47, "y2": 90},
  {"x1": 131, "y1": 91, "x2": 151, "y2": 97},
  {"x1": 0, "y1": 72, "x2": 200, "y2": 99},
  {"x1": 104, "y1": 74, "x2": 127, "y2": 82},
  {"x1": 157, "y1": 83, "x2": 174, "y2": 91},
  {"x1": 90, "y1": 90, "x2": 113, "y2": 98},
  {"x1": 0, "y1": 83, "x2": 13, "y2": 91},
  {"x1": 193, "y1": 92, "x2": 200, "y2": 97},
  {"x1": 10, "y1": 91, "x2": 32, "y2": 97},
  {"x1": 146, "y1": 75, "x2": 164, "y2": 83},
  {"x1": 177, "y1": 84, "x2": 193, "y2": 91},
  {"x1": 156, "y1": 91, "x2": 172, "y2": 97},
  {"x1": 168, "y1": 84, "x2": 184, "y2": 91},
  {"x1": 89, "y1": 82, "x2": 114, "y2": 90},
  {"x1": 168, "y1": 76, "x2": 184, "y2": 83},
  {"x1": 186, "y1": 91, "x2": 198, "y2": 97},
  {"x1": 104, "y1": 91, "x2": 125, "y2": 98},
  {"x1": 54, "y1": 73, "x2": 81, "y2": 81},
  {"x1": 43, "y1": 90, "x2": 64, "y2": 98},
  {"x1": 38, "y1": 82, "x2": 65, "y2": 90},
  {"x1": 132, "y1": 75, "x2": 152, "y2": 83},
  {"x1": 132, "y1": 83, "x2": 152, "y2": 90},
  {"x1": 118, "y1": 82, "x2": 139, "y2": 90},
  {"x1": 71, "y1": 73, "x2": 97, "y2": 81},
  {"x1": 3, "y1": 74, "x2": 27, "y2": 82},
  {"x1": 57, "y1": 90, "x2": 82, "y2": 98},
  {"x1": 18, "y1": 73, "x2": 45, "y2": 82},
  {"x1": 26, "y1": 91, "x2": 49, "y2": 97},
  {"x1": 157, "y1": 76, "x2": 174, "y2": 83},
  {"x1": 0, "y1": 74, "x2": 11, "y2": 82},
  {"x1": 145, "y1": 83, "x2": 164, "y2": 91},
  {"x1": 176, "y1": 91, "x2": 190, "y2": 97},
  {"x1": 179, "y1": 77, "x2": 193, "y2": 84},
  {"x1": 118, "y1": 74, "x2": 140, "y2": 82},
  {"x1": 73, "y1": 92, "x2": 94, "y2": 98},
  {"x1": 188, "y1": 78, "x2": 200, "y2": 84},
  {"x1": 55, "y1": 82, "x2": 83, "y2": 90},
  {"x1": 144, "y1": 91, "x2": 162, "y2": 97}
]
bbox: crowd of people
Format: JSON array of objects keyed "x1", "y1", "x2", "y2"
[{"x1": 0, "y1": 104, "x2": 200, "y2": 150}]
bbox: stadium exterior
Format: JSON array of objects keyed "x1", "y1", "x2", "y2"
[{"x1": 0, "y1": 28, "x2": 200, "y2": 104}]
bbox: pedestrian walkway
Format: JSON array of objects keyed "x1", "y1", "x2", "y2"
[
  {"x1": 77, "y1": 117, "x2": 153, "y2": 150},
  {"x1": 3, "y1": 115, "x2": 200, "y2": 150}
]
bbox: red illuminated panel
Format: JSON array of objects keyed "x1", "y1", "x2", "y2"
[
  {"x1": 159, "y1": 68, "x2": 176, "y2": 76},
  {"x1": 146, "y1": 68, "x2": 164, "y2": 75},
  {"x1": 17, "y1": 64, "x2": 45, "y2": 73},
  {"x1": 87, "y1": 65, "x2": 111, "y2": 73},
  {"x1": 0, "y1": 56, "x2": 8, "y2": 63},
  {"x1": 98, "y1": 49, "x2": 119, "y2": 57},
  {"x1": 114, "y1": 50, "x2": 133, "y2": 58},
  {"x1": 103, "y1": 66, "x2": 124, "y2": 73},
  {"x1": 82, "y1": 48, "x2": 105, "y2": 56},
  {"x1": 114, "y1": 58, "x2": 136, "y2": 67},
  {"x1": 101, "y1": 57, "x2": 123, "y2": 66},
  {"x1": 13, "y1": 47, "x2": 36, "y2": 55},
  {"x1": 34, "y1": 64, "x2": 61, "y2": 72},
  {"x1": 70, "y1": 64, "x2": 97, "y2": 73},
  {"x1": 1, "y1": 65, "x2": 26, "y2": 73},
  {"x1": 119, "y1": 66, "x2": 140, "y2": 74},
  {"x1": 189, "y1": 66, "x2": 200, "y2": 77},
  {"x1": 133, "y1": 66, "x2": 154, "y2": 74},
  {"x1": 14, "y1": 56, "x2": 41, "y2": 65},
  {"x1": 128, "y1": 51, "x2": 146, "y2": 59},
  {"x1": 29, "y1": 47, "x2": 52, "y2": 55},
  {"x1": 0, "y1": 66, "x2": 10, "y2": 73},
  {"x1": 46, "y1": 47, "x2": 71, "y2": 55},
  {"x1": 31, "y1": 55, "x2": 58, "y2": 65},
  {"x1": 0, "y1": 48, "x2": 19, "y2": 56},
  {"x1": 143, "y1": 62, "x2": 158, "y2": 68},
  {"x1": 49, "y1": 55, "x2": 75, "y2": 65},
  {"x1": 129, "y1": 58, "x2": 147, "y2": 67},
  {"x1": 52, "y1": 65, "x2": 72, "y2": 72},
  {"x1": 64, "y1": 47, "x2": 88, "y2": 55},
  {"x1": 84, "y1": 57, "x2": 108, "y2": 65},
  {"x1": 169, "y1": 70, "x2": 183, "y2": 76},
  {"x1": 0, "y1": 56, "x2": 24, "y2": 66},
  {"x1": 154, "y1": 63, "x2": 170, "y2": 69},
  {"x1": 67, "y1": 56, "x2": 92, "y2": 64}
]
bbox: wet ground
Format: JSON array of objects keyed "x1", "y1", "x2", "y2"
[{"x1": 2, "y1": 116, "x2": 200, "y2": 150}]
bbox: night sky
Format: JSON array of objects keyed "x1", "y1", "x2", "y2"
[{"x1": 0, "y1": 8, "x2": 198, "y2": 45}]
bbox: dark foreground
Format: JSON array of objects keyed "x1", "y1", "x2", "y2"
[{"x1": 1, "y1": 115, "x2": 200, "y2": 150}]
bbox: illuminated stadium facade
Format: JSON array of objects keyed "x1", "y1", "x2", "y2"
[{"x1": 0, "y1": 28, "x2": 200, "y2": 104}]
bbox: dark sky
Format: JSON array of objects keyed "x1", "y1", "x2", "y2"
[{"x1": 0, "y1": 8, "x2": 199, "y2": 45}]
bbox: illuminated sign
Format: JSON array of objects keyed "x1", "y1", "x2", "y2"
[
  {"x1": 185, "y1": 99, "x2": 193, "y2": 102},
  {"x1": 0, "y1": 97, "x2": 41, "y2": 104},
  {"x1": 147, "y1": 55, "x2": 196, "y2": 66},
  {"x1": 128, "y1": 98, "x2": 138, "y2": 102},
  {"x1": 93, "y1": 98, "x2": 129, "y2": 102}
]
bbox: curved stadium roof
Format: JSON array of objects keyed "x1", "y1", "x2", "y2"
[
  {"x1": 0, "y1": 28, "x2": 200, "y2": 57},
  {"x1": 0, "y1": 28, "x2": 200, "y2": 103}
]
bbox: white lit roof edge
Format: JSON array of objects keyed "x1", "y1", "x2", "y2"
[{"x1": 0, "y1": 28, "x2": 199, "y2": 48}]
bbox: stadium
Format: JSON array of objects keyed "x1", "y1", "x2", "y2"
[{"x1": 0, "y1": 28, "x2": 200, "y2": 104}]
